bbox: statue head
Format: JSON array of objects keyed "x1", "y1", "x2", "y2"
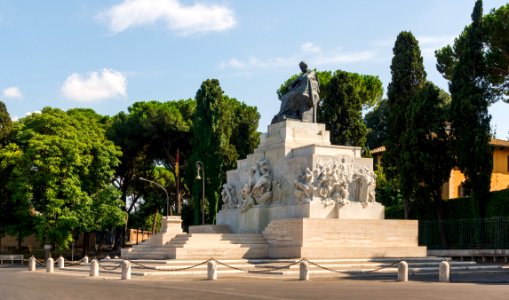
[{"x1": 299, "y1": 61, "x2": 308, "y2": 73}]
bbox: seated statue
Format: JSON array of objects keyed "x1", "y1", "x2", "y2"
[{"x1": 272, "y1": 61, "x2": 320, "y2": 124}]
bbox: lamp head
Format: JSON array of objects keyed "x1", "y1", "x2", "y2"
[{"x1": 195, "y1": 174, "x2": 202, "y2": 180}]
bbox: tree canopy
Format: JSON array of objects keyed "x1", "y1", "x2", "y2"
[{"x1": 0, "y1": 108, "x2": 125, "y2": 249}]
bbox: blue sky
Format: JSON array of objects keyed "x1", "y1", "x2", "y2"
[{"x1": 1, "y1": 0, "x2": 508, "y2": 138}]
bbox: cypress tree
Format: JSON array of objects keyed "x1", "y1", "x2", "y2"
[
  {"x1": 189, "y1": 79, "x2": 224, "y2": 224},
  {"x1": 386, "y1": 31, "x2": 426, "y2": 218}
]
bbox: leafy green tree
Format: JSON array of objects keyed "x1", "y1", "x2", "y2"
[
  {"x1": 386, "y1": 31, "x2": 426, "y2": 218},
  {"x1": 319, "y1": 70, "x2": 382, "y2": 147},
  {"x1": 0, "y1": 108, "x2": 124, "y2": 249},
  {"x1": 402, "y1": 82, "x2": 453, "y2": 220},
  {"x1": 437, "y1": 3, "x2": 509, "y2": 101},
  {"x1": 0, "y1": 101, "x2": 13, "y2": 248},
  {"x1": 437, "y1": 0, "x2": 493, "y2": 218},
  {"x1": 188, "y1": 79, "x2": 224, "y2": 224},
  {"x1": 0, "y1": 101, "x2": 12, "y2": 145},
  {"x1": 364, "y1": 99, "x2": 389, "y2": 150},
  {"x1": 484, "y1": 4, "x2": 509, "y2": 99}
]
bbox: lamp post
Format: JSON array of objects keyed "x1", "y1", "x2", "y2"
[
  {"x1": 139, "y1": 177, "x2": 171, "y2": 217},
  {"x1": 195, "y1": 161, "x2": 205, "y2": 225}
]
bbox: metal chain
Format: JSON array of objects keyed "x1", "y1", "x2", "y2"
[
  {"x1": 303, "y1": 258, "x2": 401, "y2": 274},
  {"x1": 98, "y1": 261, "x2": 123, "y2": 271},
  {"x1": 130, "y1": 259, "x2": 211, "y2": 272},
  {"x1": 212, "y1": 258, "x2": 305, "y2": 274}
]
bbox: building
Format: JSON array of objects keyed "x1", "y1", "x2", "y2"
[{"x1": 370, "y1": 138, "x2": 509, "y2": 200}]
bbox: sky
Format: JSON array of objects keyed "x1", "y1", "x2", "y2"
[{"x1": 1, "y1": 0, "x2": 508, "y2": 138}]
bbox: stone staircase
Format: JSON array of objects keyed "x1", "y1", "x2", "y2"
[{"x1": 123, "y1": 233, "x2": 270, "y2": 260}]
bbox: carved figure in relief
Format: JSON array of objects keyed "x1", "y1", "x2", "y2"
[
  {"x1": 251, "y1": 159, "x2": 273, "y2": 205},
  {"x1": 294, "y1": 168, "x2": 315, "y2": 203},
  {"x1": 240, "y1": 158, "x2": 273, "y2": 213},
  {"x1": 221, "y1": 183, "x2": 237, "y2": 209}
]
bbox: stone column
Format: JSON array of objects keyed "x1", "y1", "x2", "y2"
[
  {"x1": 398, "y1": 261, "x2": 408, "y2": 282},
  {"x1": 207, "y1": 260, "x2": 217, "y2": 280},
  {"x1": 46, "y1": 257, "x2": 54, "y2": 273},
  {"x1": 121, "y1": 260, "x2": 131, "y2": 280},
  {"x1": 299, "y1": 261, "x2": 309, "y2": 281},
  {"x1": 439, "y1": 261, "x2": 450, "y2": 282},
  {"x1": 28, "y1": 256, "x2": 36, "y2": 272},
  {"x1": 90, "y1": 259, "x2": 99, "y2": 277}
]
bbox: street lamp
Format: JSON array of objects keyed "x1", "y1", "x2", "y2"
[
  {"x1": 195, "y1": 161, "x2": 205, "y2": 225},
  {"x1": 139, "y1": 177, "x2": 171, "y2": 217}
]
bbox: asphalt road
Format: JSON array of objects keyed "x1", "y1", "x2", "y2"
[{"x1": 1, "y1": 266, "x2": 508, "y2": 300}]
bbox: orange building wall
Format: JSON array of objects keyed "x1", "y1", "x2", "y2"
[{"x1": 444, "y1": 147, "x2": 509, "y2": 199}]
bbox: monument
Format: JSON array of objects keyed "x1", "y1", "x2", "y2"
[{"x1": 123, "y1": 62, "x2": 426, "y2": 259}]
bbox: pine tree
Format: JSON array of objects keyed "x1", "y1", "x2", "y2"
[{"x1": 448, "y1": 0, "x2": 493, "y2": 218}]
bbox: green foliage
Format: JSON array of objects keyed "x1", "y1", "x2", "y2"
[
  {"x1": 386, "y1": 31, "x2": 427, "y2": 218},
  {"x1": 484, "y1": 3, "x2": 509, "y2": 99},
  {"x1": 0, "y1": 108, "x2": 124, "y2": 249},
  {"x1": 442, "y1": 0, "x2": 493, "y2": 218},
  {"x1": 0, "y1": 101, "x2": 12, "y2": 145},
  {"x1": 401, "y1": 82, "x2": 453, "y2": 219},
  {"x1": 437, "y1": 2, "x2": 509, "y2": 101},
  {"x1": 189, "y1": 79, "x2": 225, "y2": 225},
  {"x1": 319, "y1": 70, "x2": 382, "y2": 147},
  {"x1": 364, "y1": 99, "x2": 389, "y2": 150}
]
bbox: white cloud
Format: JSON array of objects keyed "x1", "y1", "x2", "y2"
[
  {"x1": 60, "y1": 69, "x2": 127, "y2": 102},
  {"x1": 219, "y1": 42, "x2": 376, "y2": 70},
  {"x1": 2, "y1": 86, "x2": 22, "y2": 99},
  {"x1": 98, "y1": 0, "x2": 236, "y2": 36},
  {"x1": 301, "y1": 42, "x2": 321, "y2": 53},
  {"x1": 416, "y1": 35, "x2": 455, "y2": 46}
]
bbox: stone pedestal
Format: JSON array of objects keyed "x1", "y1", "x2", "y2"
[{"x1": 149, "y1": 216, "x2": 183, "y2": 245}]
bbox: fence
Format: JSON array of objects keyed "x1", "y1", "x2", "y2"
[{"x1": 419, "y1": 217, "x2": 509, "y2": 249}]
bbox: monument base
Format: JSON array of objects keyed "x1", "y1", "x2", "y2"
[
  {"x1": 263, "y1": 218, "x2": 426, "y2": 258},
  {"x1": 148, "y1": 216, "x2": 183, "y2": 245},
  {"x1": 217, "y1": 202, "x2": 384, "y2": 233}
]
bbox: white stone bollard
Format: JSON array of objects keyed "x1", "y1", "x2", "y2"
[
  {"x1": 104, "y1": 255, "x2": 111, "y2": 260},
  {"x1": 207, "y1": 260, "x2": 217, "y2": 280},
  {"x1": 28, "y1": 256, "x2": 36, "y2": 271},
  {"x1": 398, "y1": 261, "x2": 408, "y2": 282},
  {"x1": 57, "y1": 256, "x2": 65, "y2": 269},
  {"x1": 299, "y1": 261, "x2": 310, "y2": 281},
  {"x1": 121, "y1": 260, "x2": 131, "y2": 280},
  {"x1": 439, "y1": 261, "x2": 450, "y2": 282},
  {"x1": 82, "y1": 255, "x2": 89, "y2": 264},
  {"x1": 46, "y1": 257, "x2": 54, "y2": 273},
  {"x1": 90, "y1": 259, "x2": 99, "y2": 277}
]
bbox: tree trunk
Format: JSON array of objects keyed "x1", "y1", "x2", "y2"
[
  {"x1": 151, "y1": 209, "x2": 158, "y2": 234},
  {"x1": 83, "y1": 232, "x2": 90, "y2": 256},
  {"x1": 434, "y1": 194, "x2": 448, "y2": 248}
]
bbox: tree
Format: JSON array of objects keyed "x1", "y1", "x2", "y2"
[
  {"x1": 484, "y1": 4, "x2": 509, "y2": 99},
  {"x1": 0, "y1": 108, "x2": 124, "y2": 249},
  {"x1": 402, "y1": 82, "x2": 452, "y2": 220},
  {"x1": 437, "y1": 3, "x2": 509, "y2": 101},
  {"x1": 364, "y1": 99, "x2": 389, "y2": 150},
  {"x1": 319, "y1": 70, "x2": 382, "y2": 147},
  {"x1": 386, "y1": 31, "x2": 427, "y2": 218},
  {"x1": 189, "y1": 79, "x2": 224, "y2": 224},
  {"x1": 0, "y1": 101, "x2": 13, "y2": 249},
  {"x1": 0, "y1": 101, "x2": 12, "y2": 145},
  {"x1": 437, "y1": 0, "x2": 493, "y2": 218}
]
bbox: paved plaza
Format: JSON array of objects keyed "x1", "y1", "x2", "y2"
[{"x1": 1, "y1": 266, "x2": 508, "y2": 300}]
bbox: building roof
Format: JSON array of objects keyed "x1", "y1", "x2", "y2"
[
  {"x1": 369, "y1": 138, "x2": 509, "y2": 155},
  {"x1": 491, "y1": 138, "x2": 509, "y2": 148}
]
